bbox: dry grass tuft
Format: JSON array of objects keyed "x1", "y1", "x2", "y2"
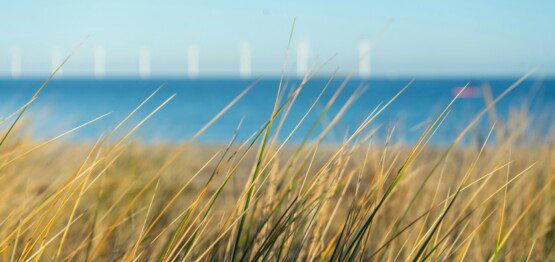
[{"x1": 0, "y1": 58, "x2": 553, "y2": 261}]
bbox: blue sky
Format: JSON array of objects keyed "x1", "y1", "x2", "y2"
[{"x1": 1, "y1": 0, "x2": 554, "y2": 77}]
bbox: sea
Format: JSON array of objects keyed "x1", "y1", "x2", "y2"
[{"x1": 0, "y1": 78, "x2": 553, "y2": 145}]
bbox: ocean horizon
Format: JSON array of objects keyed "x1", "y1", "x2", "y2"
[{"x1": 1, "y1": 77, "x2": 553, "y2": 145}]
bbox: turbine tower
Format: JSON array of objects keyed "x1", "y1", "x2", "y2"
[
  {"x1": 296, "y1": 40, "x2": 309, "y2": 78},
  {"x1": 51, "y1": 48, "x2": 63, "y2": 77},
  {"x1": 239, "y1": 42, "x2": 252, "y2": 78},
  {"x1": 187, "y1": 45, "x2": 199, "y2": 79},
  {"x1": 139, "y1": 47, "x2": 151, "y2": 78},
  {"x1": 11, "y1": 48, "x2": 21, "y2": 79},
  {"x1": 358, "y1": 40, "x2": 371, "y2": 79},
  {"x1": 94, "y1": 46, "x2": 106, "y2": 78}
]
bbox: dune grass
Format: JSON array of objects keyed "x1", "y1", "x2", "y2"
[{"x1": 0, "y1": 52, "x2": 553, "y2": 261}]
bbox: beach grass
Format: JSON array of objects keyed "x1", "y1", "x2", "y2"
[{"x1": 0, "y1": 54, "x2": 553, "y2": 261}]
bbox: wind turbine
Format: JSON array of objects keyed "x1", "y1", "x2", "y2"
[
  {"x1": 297, "y1": 40, "x2": 309, "y2": 78},
  {"x1": 358, "y1": 40, "x2": 371, "y2": 79},
  {"x1": 187, "y1": 45, "x2": 199, "y2": 79},
  {"x1": 51, "y1": 48, "x2": 63, "y2": 77},
  {"x1": 94, "y1": 46, "x2": 106, "y2": 78},
  {"x1": 239, "y1": 42, "x2": 252, "y2": 78},
  {"x1": 11, "y1": 48, "x2": 22, "y2": 79},
  {"x1": 139, "y1": 47, "x2": 151, "y2": 78}
]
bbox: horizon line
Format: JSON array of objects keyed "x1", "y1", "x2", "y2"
[{"x1": 0, "y1": 75, "x2": 553, "y2": 81}]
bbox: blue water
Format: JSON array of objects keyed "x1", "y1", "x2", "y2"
[{"x1": 0, "y1": 78, "x2": 553, "y2": 145}]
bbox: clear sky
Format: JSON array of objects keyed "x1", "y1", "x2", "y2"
[{"x1": 1, "y1": 0, "x2": 554, "y2": 78}]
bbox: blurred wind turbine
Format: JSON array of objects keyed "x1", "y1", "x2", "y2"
[
  {"x1": 239, "y1": 42, "x2": 252, "y2": 78},
  {"x1": 51, "y1": 48, "x2": 63, "y2": 77},
  {"x1": 187, "y1": 44, "x2": 199, "y2": 78},
  {"x1": 358, "y1": 40, "x2": 371, "y2": 79},
  {"x1": 296, "y1": 40, "x2": 310, "y2": 78},
  {"x1": 139, "y1": 47, "x2": 151, "y2": 78},
  {"x1": 94, "y1": 46, "x2": 106, "y2": 78},
  {"x1": 11, "y1": 48, "x2": 22, "y2": 79}
]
